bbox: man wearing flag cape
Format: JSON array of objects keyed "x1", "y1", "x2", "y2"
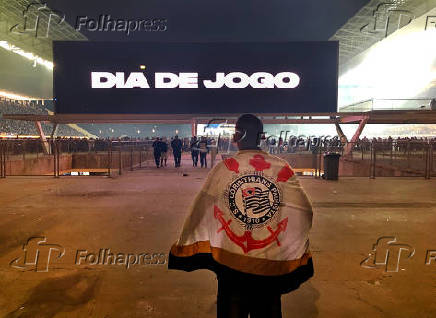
[{"x1": 169, "y1": 114, "x2": 314, "y2": 318}]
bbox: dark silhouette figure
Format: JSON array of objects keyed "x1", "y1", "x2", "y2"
[
  {"x1": 171, "y1": 135, "x2": 183, "y2": 167},
  {"x1": 152, "y1": 137, "x2": 162, "y2": 168},
  {"x1": 190, "y1": 136, "x2": 199, "y2": 167}
]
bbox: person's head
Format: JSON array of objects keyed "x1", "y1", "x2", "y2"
[
  {"x1": 233, "y1": 114, "x2": 264, "y2": 150},
  {"x1": 175, "y1": 135, "x2": 179, "y2": 139}
]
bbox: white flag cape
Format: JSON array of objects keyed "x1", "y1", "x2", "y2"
[{"x1": 170, "y1": 149, "x2": 313, "y2": 276}]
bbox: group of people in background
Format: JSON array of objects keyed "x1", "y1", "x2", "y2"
[
  {"x1": 151, "y1": 135, "x2": 218, "y2": 169},
  {"x1": 189, "y1": 136, "x2": 218, "y2": 168},
  {"x1": 152, "y1": 135, "x2": 183, "y2": 168}
]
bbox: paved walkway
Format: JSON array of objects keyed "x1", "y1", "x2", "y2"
[{"x1": 0, "y1": 163, "x2": 435, "y2": 317}]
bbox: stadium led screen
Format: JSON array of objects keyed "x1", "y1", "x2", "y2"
[{"x1": 53, "y1": 41, "x2": 338, "y2": 114}]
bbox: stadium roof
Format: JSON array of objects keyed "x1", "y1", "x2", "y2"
[
  {"x1": 330, "y1": 0, "x2": 436, "y2": 68},
  {"x1": 0, "y1": 0, "x2": 86, "y2": 61},
  {"x1": 1, "y1": 1, "x2": 434, "y2": 73},
  {"x1": 4, "y1": 0, "x2": 434, "y2": 68}
]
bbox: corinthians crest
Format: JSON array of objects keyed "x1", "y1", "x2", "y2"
[{"x1": 224, "y1": 173, "x2": 281, "y2": 229}]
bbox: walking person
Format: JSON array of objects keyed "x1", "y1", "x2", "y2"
[
  {"x1": 152, "y1": 137, "x2": 161, "y2": 168},
  {"x1": 171, "y1": 135, "x2": 183, "y2": 167},
  {"x1": 278, "y1": 137, "x2": 283, "y2": 154},
  {"x1": 198, "y1": 136, "x2": 208, "y2": 168},
  {"x1": 169, "y1": 114, "x2": 314, "y2": 318},
  {"x1": 190, "y1": 136, "x2": 199, "y2": 167},
  {"x1": 159, "y1": 137, "x2": 168, "y2": 167},
  {"x1": 209, "y1": 138, "x2": 218, "y2": 168}
]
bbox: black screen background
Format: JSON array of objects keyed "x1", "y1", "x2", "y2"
[{"x1": 53, "y1": 41, "x2": 338, "y2": 114}]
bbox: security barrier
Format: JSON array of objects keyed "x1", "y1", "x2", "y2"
[{"x1": 0, "y1": 138, "x2": 154, "y2": 177}]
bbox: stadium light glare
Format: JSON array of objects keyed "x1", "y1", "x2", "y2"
[
  {"x1": 339, "y1": 28, "x2": 436, "y2": 105},
  {"x1": 0, "y1": 41, "x2": 53, "y2": 70},
  {"x1": 0, "y1": 90, "x2": 37, "y2": 100}
]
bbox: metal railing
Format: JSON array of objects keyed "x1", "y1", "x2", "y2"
[
  {"x1": 277, "y1": 139, "x2": 435, "y2": 179},
  {"x1": 339, "y1": 98, "x2": 434, "y2": 112},
  {"x1": 323, "y1": 140, "x2": 435, "y2": 178},
  {"x1": 0, "y1": 138, "x2": 155, "y2": 177},
  {"x1": 0, "y1": 138, "x2": 434, "y2": 179}
]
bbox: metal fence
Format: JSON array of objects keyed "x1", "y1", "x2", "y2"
[
  {"x1": 0, "y1": 138, "x2": 154, "y2": 178},
  {"x1": 1, "y1": 138, "x2": 435, "y2": 179},
  {"x1": 311, "y1": 140, "x2": 435, "y2": 179},
  {"x1": 339, "y1": 98, "x2": 434, "y2": 112}
]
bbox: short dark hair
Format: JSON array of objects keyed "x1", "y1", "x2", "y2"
[
  {"x1": 235, "y1": 114, "x2": 263, "y2": 135},
  {"x1": 235, "y1": 114, "x2": 263, "y2": 147}
]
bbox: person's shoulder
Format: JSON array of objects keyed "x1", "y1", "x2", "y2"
[
  {"x1": 265, "y1": 153, "x2": 291, "y2": 166},
  {"x1": 237, "y1": 151, "x2": 292, "y2": 168},
  {"x1": 209, "y1": 160, "x2": 225, "y2": 174}
]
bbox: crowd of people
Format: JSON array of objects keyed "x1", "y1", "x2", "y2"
[
  {"x1": 0, "y1": 98, "x2": 84, "y2": 137},
  {"x1": 355, "y1": 136, "x2": 436, "y2": 152}
]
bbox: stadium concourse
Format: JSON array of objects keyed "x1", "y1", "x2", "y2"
[
  {"x1": 0, "y1": 0, "x2": 435, "y2": 316},
  {"x1": 0, "y1": 154, "x2": 436, "y2": 317}
]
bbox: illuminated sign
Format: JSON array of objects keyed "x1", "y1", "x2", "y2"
[
  {"x1": 90, "y1": 72, "x2": 300, "y2": 89},
  {"x1": 53, "y1": 42, "x2": 338, "y2": 114}
]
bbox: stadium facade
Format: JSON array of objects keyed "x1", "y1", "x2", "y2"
[{"x1": 0, "y1": 0, "x2": 435, "y2": 139}]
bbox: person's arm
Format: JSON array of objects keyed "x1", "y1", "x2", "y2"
[
  {"x1": 169, "y1": 164, "x2": 221, "y2": 271},
  {"x1": 279, "y1": 162, "x2": 313, "y2": 257}
]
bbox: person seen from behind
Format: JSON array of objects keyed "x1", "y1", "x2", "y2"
[{"x1": 168, "y1": 113, "x2": 314, "y2": 318}]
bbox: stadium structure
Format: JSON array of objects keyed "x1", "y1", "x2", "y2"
[{"x1": 1, "y1": 0, "x2": 436, "y2": 147}]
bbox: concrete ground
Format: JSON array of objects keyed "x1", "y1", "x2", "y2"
[{"x1": 0, "y1": 156, "x2": 436, "y2": 318}]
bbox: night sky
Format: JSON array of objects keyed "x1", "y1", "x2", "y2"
[{"x1": 45, "y1": 0, "x2": 369, "y2": 41}]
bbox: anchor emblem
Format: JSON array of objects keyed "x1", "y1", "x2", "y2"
[{"x1": 214, "y1": 205, "x2": 288, "y2": 253}]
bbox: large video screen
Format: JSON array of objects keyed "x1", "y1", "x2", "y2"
[{"x1": 53, "y1": 41, "x2": 338, "y2": 114}]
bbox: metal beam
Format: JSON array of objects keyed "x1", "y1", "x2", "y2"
[
  {"x1": 3, "y1": 110, "x2": 436, "y2": 125},
  {"x1": 34, "y1": 121, "x2": 50, "y2": 154},
  {"x1": 344, "y1": 115, "x2": 370, "y2": 155},
  {"x1": 50, "y1": 123, "x2": 58, "y2": 138}
]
